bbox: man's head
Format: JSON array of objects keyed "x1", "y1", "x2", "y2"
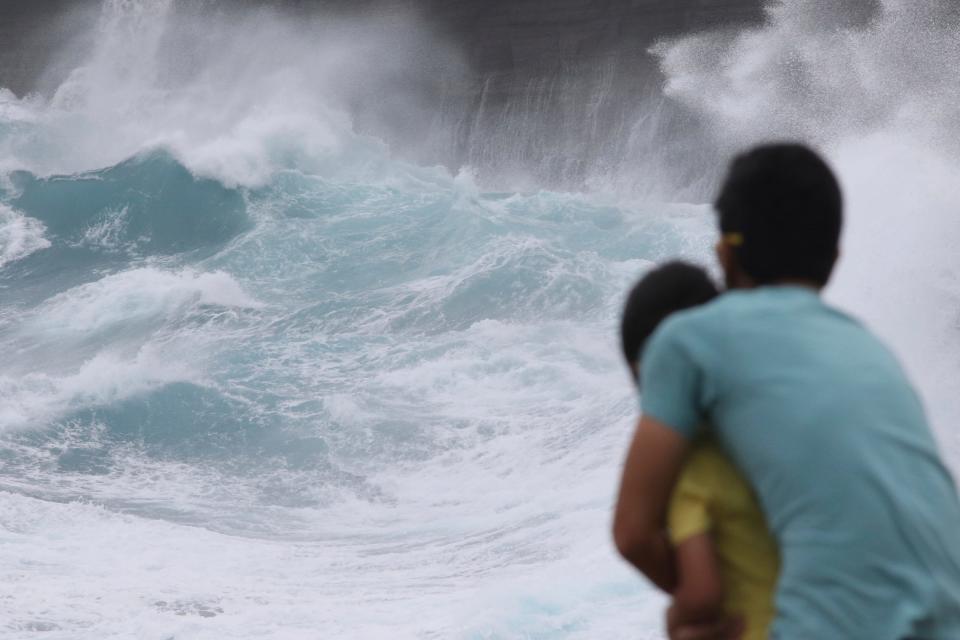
[
  {"x1": 620, "y1": 261, "x2": 718, "y2": 384},
  {"x1": 715, "y1": 143, "x2": 843, "y2": 289}
]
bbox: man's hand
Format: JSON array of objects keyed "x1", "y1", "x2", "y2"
[{"x1": 666, "y1": 604, "x2": 744, "y2": 640}]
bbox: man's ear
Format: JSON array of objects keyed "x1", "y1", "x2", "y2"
[
  {"x1": 715, "y1": 240, "x2": 733, "y2": 274},
  {"x1": 715, "y1": 239, "x2": 752, "y2": 289},
  {"x1": 715, "y1": 240, "x2": 737, "y2": 286}
]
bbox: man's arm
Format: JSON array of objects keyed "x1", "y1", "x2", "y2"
[{"x1": 612, "y1": 414, "x2": 690, "y2": 592}]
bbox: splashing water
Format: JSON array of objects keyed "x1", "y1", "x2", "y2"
[
  {"x1": 0, "y1": 0, "x2": 958, "y2": 638},
  {"x1": 656, "y1": 0, "x2": 960, "y2": 456}
]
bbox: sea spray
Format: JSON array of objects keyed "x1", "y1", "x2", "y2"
[{"x1": 655, "y1": 0, "x2": 960, "y2": 458}]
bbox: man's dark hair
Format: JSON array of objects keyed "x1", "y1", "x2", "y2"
[
  {"x1": 620, "y1": 261, "x2": 718, "y2": 372},
  {"x1": 715, "y1": 143, "x2": 843, "y2": 286}
]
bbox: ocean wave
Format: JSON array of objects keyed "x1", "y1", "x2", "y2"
[
  {"x1": 26, "y1": 266, "x2": 261, "y2": 336},
  {"x1": 0, "y1": 344, "x2": 196, "y2": 432},
  {"x1": 0, "y1": 267, "x2": 260, "y2": 432},
  {"x1": 9, "y1": 150, "x2": 250, "y2": 257}
]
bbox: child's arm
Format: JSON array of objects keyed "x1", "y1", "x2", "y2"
[
  {"x1": 671, "y1": 532, "x2": 724, "y2": 623},
  {"x1": 663, "y1": 447, "x2": 741, "y2": 639}
]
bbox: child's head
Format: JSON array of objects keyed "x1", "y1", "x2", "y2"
[{"x1": 620, "y1": 261, "x2": 718, "y2": 384}]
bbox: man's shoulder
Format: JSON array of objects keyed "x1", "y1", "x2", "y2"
[
  {"x1": 659, "y1": 287, "x2": 854, "y2": 339},
  {"x1": 651, "y1": 294, "x2": 732, "y2": 345}
]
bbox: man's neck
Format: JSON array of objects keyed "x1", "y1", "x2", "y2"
[
  {"x1": 729, "y1": 274, "x2": 822, "y2": 292},
  {"x1": 769, "y1": 279, "x2": 823, "y2": 291}
]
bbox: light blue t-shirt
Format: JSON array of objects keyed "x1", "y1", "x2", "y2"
[{"x1": 641, "y1": 286, "x2": 960, "y2": 639}]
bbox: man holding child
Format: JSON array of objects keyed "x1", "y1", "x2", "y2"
[{"x1": 614, "y1": 144, "x2": 960, "y2": 639}]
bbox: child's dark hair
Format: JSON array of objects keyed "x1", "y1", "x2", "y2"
[
  {"x1": 620, "y1": 261, "x2": 718, "y2": 377},
  {"x1": 715, "y1": 143, "x2": 842, "y2": 286}
]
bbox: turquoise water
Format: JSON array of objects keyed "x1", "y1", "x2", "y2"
[{"x1": 0, "y1": 132, "x2": 710, "y2": 638}]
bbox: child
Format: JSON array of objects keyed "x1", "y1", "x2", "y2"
[{"x1": 620, "y1": 261, "x2": 779, "y2": 640}]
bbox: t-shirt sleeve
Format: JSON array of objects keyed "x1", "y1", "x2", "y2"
[
  {"x1": 640, "y1": 320, "x2": 705, "y2": 439},
  {"x1": 668, "y1": 458, "x2": 713, "y2": 544}
]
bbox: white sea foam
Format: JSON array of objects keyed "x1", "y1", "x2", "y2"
[
  {"x1": 0, "y1": 487, "x2": 661, "y2": 639},
  {"x1": 0, "y1": 345, "x2": 194, "y2": 432},
  {"x1": 0, "y1": 203, "x2": 50, "y2": 267},
  {"x1": 1, "y1": 268, "x2": 261, "y2": 431},
  {"x1": 27, "y1": 267, "x2": 261, "y2": 336},
  {"x1": 78, "y1": 206, "x2": 130, "y2": 251}
]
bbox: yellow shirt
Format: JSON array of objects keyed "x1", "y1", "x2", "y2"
[{"x1": 668, "y1": 442, "x2": 780, "y2": 640}]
